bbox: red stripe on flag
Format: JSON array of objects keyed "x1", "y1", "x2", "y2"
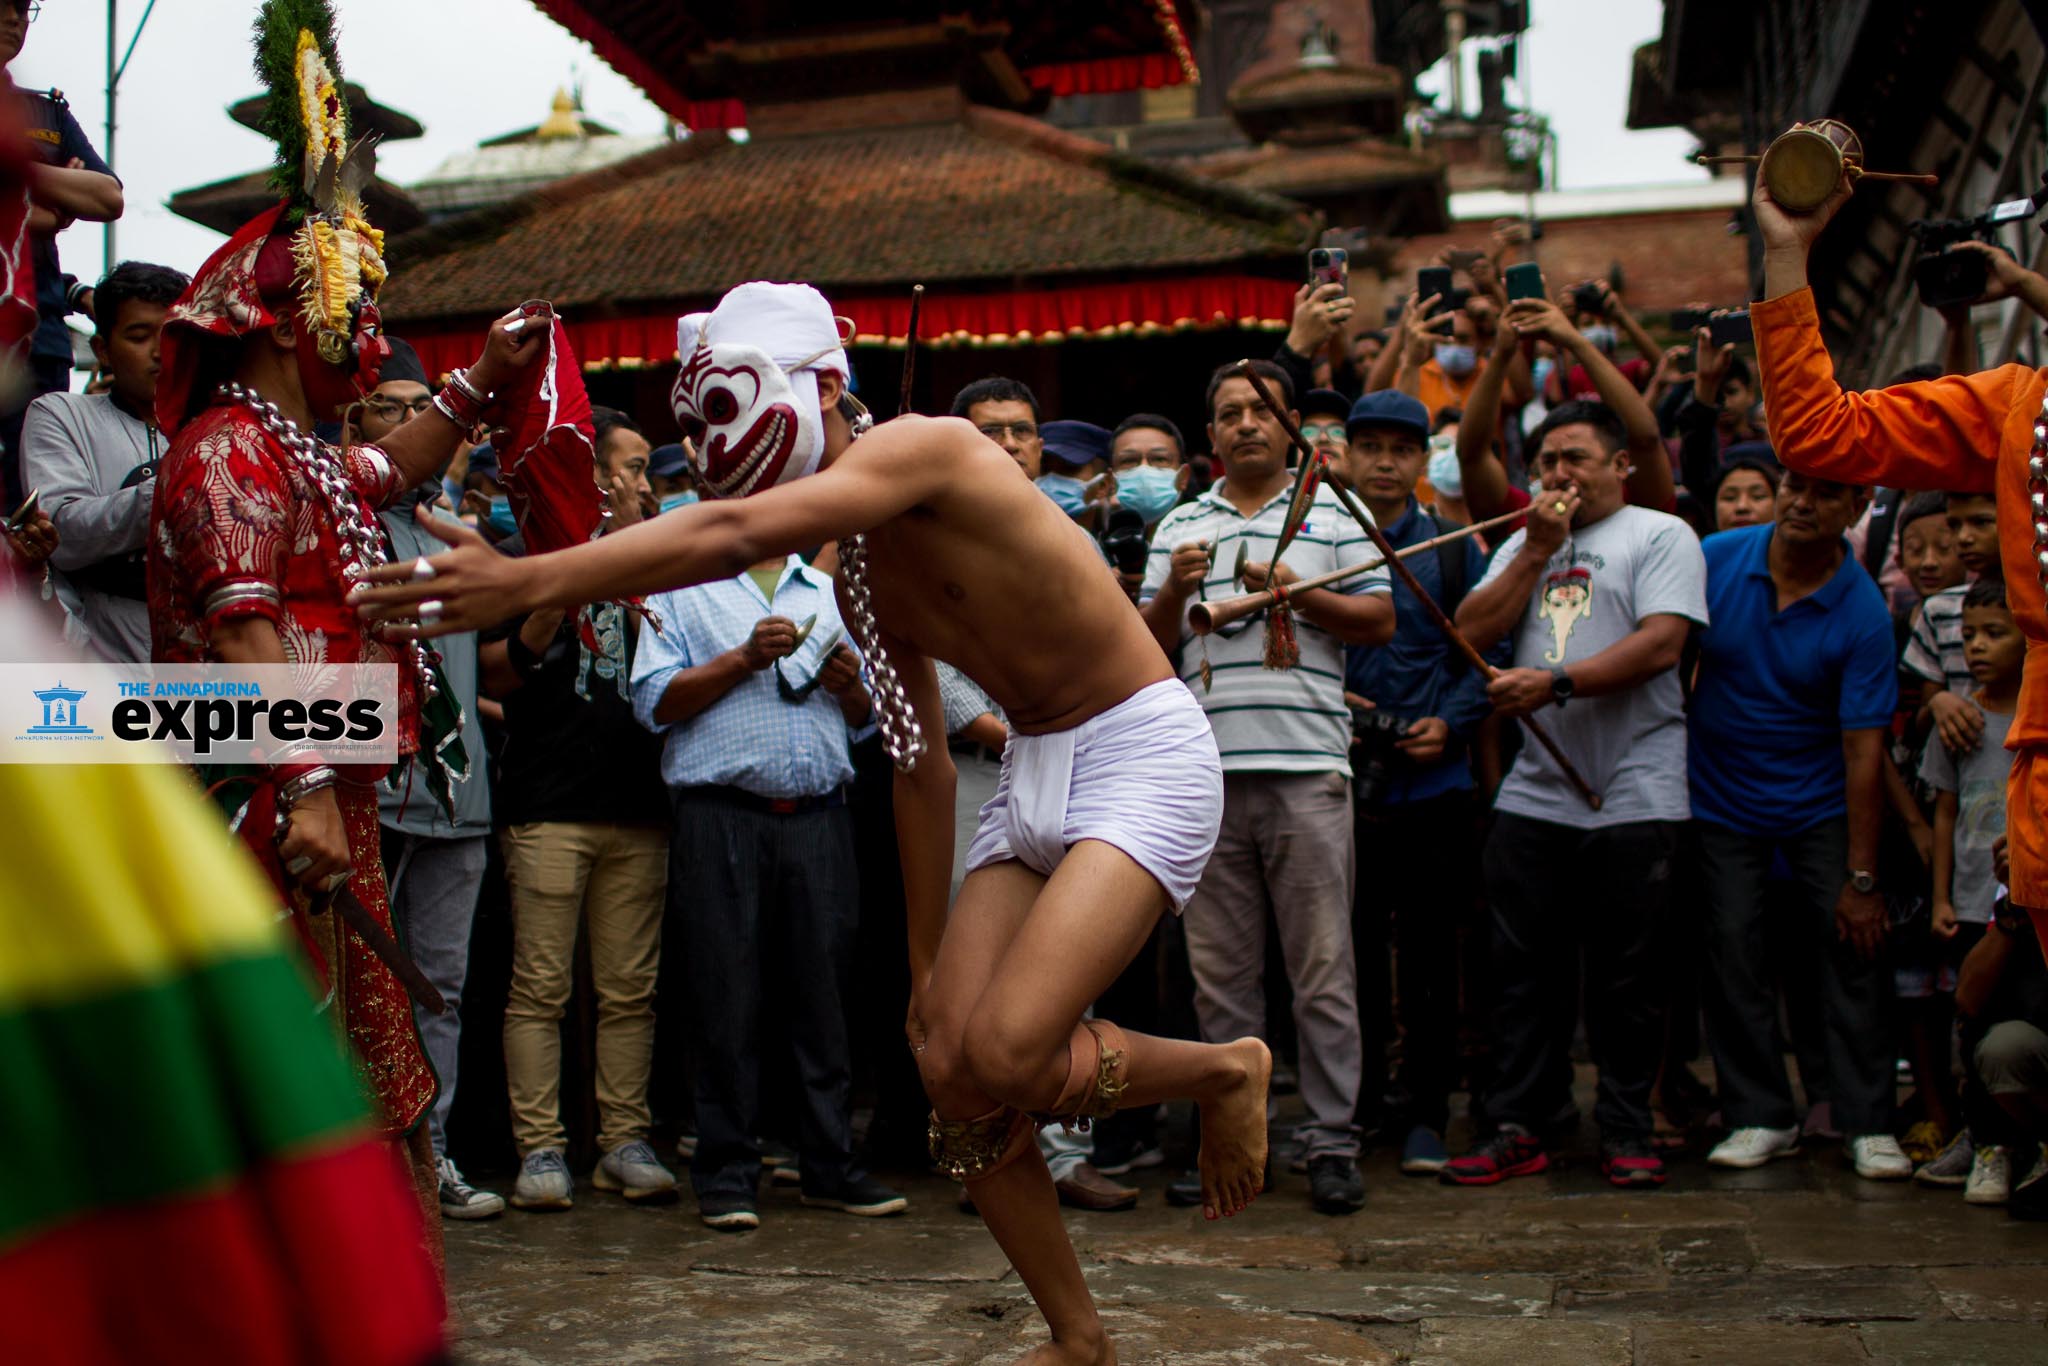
[{"x1": 0, "y1": 1138, "x2": 442, "y2": 1366}]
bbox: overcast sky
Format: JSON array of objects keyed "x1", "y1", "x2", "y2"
[{"x1": 34, "y1": 0, "x2": 1700, "y2": 290}]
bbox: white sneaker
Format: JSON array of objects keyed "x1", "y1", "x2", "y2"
[
  {"x1": 1850, "y1": 1134, "x2": 1913, "y2": 1180},
  {"x1": 510, "y1": 1147, "x2": 574, "y2": 1210},
  {"x1": 436, "y1": 1154, "x2": 506, "y2": 1220},
  {"x1": 593, "y1": 1140, "x2": 679, "y2": 1203},
  {"x1": 1965, "y1": 1145, "x2": 2011, "y2": 1205},
  {"x1": 1706, "y1": 1126, "x2": 1802, "y2": 1169}
]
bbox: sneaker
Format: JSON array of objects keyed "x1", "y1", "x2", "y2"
[
  {"x1": 1307, "y1": 1155, "x2": 1365, "y2": 1214},
  {"x1": 1706, "y1": 1125, "x2": 1802, "y2": 1170},
  {"x1": 1165, "y1": 1173, "x2": 1204, "y2": 1207},
  {"x1": 2008, "y1": 1147, "x2": 2048, "y2": 1220},
  {"x1": 1440, "y1": 1126, "x2": 1549, "y2": 1187},
  {"x1": 510, "y1": 1148, "x2": 573, "y2": 1211},
  {"x1": 1399, "y1": 1126, "x2": 1448, "y2": 1176},
  {"x1": 1849, "y1": 1133, "x2": 1913, "y2": 1181},
  {"x1": 593, "y1": 1140, "x2": 679, "y2": 1203},
  {"x1": 1899, "y1": 1119, "x2": 1948, "y2": 1165},
  {"x1": 1093, "y1": 1137, "x2": 1165, "y2": 1177},
  {"x1": 800, "y1": 1171, "x2": 908, "y2": 1218},
  {"x1": 1802, "y1": 1101, "x2": 1841, "y2": 1141},
  {"x1": 1915, "y1": 1129, "x2": 1976, "y2": 1188},
  {"x1": 1600, "y1": 1136, "x2": 1668, "y2": 1189},
  {"x1": 761, "y1": 1138, "x2": 801, "y2": 1188},
  {"x1": 436, "y1": 1155, "x2": 505, "y2": 1220},
  {"x1": 698, "y1": 1191, "x2": 760, "y2": 1231},
  {"x1": 1965, "y1": 1145, "x2": 2011, "y2": 1206}
]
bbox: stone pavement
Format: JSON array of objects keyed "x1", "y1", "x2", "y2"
[{"x1": 445, "y1": 1102, "x2": 2048, "y2": 1364}]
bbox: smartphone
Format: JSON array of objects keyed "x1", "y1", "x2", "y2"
[
  {"x1": 1671, "y1": 306, "x2": 1713, "y2": 333},
  {"x1": 1504, "y1": 263, "x2": 1545, "y2": 302},
  {"x1": 8, "y1": 488, "x2": 39, "y2": 532},
  {"x1": 1708, "y1": 310, "x2": 1753, "y2": 346},
  {"x1": 1308, "y1": 247, "x2": 1349, "y2": 290},
  {"x1": 1417, "y1": 266, "x2": 1454, "y2": 305}
]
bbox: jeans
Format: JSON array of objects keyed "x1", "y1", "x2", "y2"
[
  {"x1": 379, "y1": 828, "x2": 488, "y2": 1156},
  {"x1": 1697, "y1": 817, "x2": 1893, "y2": 1135},
  {"x1": 1354, "y1": 789, "x2": 1477, "y2": 1133},
  {"x1": 1183, "y1": 770, "x2": 1361, "y2": 1159},
  {"x1": 670, "y1": 790, "x2": 860, "y2": 1201},
  {"x1": 500, "y1": 821, "x2": 667, "y2": 1155},
  {"x1": 1481, "y1": 812, "x2": 1677, "y2": 1141}
]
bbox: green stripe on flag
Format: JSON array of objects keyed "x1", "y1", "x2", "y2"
[{"x1": 0, "y1": 950, "x2": 369, "y2": 1244}]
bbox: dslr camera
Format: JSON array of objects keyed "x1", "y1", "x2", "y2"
[
  {"x1": 1349, "y1": 703, "x2": 1410, "y2": 807},
  {"x1": 1099, "y1": 507, "x2": 1150, "y2": 578},
  {"x1": 1910, "y1": 171, "x2": 2048, "y2": 310}
]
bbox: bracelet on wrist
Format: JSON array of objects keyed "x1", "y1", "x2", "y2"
[
  {"x1": 448, "y1": 368, "x2": 490, "y2": 408},
  {"x1": 506, "y1": 630, "x2": 546, "y2": 676},
  {"x1": 277, "y1": 765, "x2": 338, "y2": 812}
]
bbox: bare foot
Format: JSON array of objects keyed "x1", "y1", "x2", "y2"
[
  {"x1": 1011, "y1": 1330, "x2": 1116, "y2": 1364},
  {"x1": 1198, "y1": 1037, "x2": 1271, "y2": 1221}
]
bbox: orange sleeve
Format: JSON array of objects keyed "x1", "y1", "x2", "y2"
[{"x1": 1753, "y1": 287, "x2": 2013, "y2": 493}]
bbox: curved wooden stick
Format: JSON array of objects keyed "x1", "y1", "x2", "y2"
[
  {"x1": 1229, "y1": 361, "x2": 1604, "y2": 811},
  {"x1": 1190, "y1": 508, "x2": 1525, "y2": 635},
  {"x1": 899, "y1": 284, "x2": 924, "y2": 416}
]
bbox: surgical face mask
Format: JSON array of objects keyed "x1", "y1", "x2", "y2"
[
  {"x1": 1035, "y1": 473, "x2": 1089, "y2": 517},
  {"x1": 1581, "y1": 324, "x2": 1618, "y2": 353},
  {"x1": 658, "y1": 491, "x2": 700, "y2": 515},
  {"x1": 1427, "y1": 442, "x2": 1463, "y2": 499},
  {"x1": 1434, "y1": 344, "x2": 1477, "y2": 378},
  {"x1": 485, "y1": 496, "x2": 518, "y2": 538},
  {"x1": 1115, "y1": 465, "x2": 1180, "y2": 523}
]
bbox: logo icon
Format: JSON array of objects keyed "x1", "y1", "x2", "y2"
[{"x1": 28, "y1": 682, "x2": 93, "y2": 735}]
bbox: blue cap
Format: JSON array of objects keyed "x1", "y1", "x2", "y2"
[
  {"x1": 1346, "y1": 390, "x2": 1430, "y2": 444},
  {"x1": 1039, "y1": 419, "x2": 1112, "y2": 471},
  {"x1": 464, "y1": 441, "x2": 498, "y2": 479},
  {"x1": 648, "y1": 442, "x2": 691, "y2": 478}
]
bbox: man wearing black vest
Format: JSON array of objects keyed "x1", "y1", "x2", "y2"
[{"x1": 1340, "y1": 389, "x2": 1505, "y2": 1176}]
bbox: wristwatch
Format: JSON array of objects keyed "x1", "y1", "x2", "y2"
[
  {"x1": 1549, "y1": 667, "x2": 1575, "y2": 707},
  {"x1": 1849, "y1": 869, "x2": 1878, "y2": 895}
]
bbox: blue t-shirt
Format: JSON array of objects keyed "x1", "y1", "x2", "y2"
[
  {"x1": 27, "y1": 90, "x2": 113, "y2": 364},
  {"x1": 1689, "y1": 522, "x2": 1898, "y2": 835}
]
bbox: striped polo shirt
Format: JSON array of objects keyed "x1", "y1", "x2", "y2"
[{"x1": 1141, "y1": 481, "x2": 1390, "y2": 776}]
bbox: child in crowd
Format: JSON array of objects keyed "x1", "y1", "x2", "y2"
[
  {"x1": 1904, "y1": 491, "x2": 2002, "y2": 754},
  {"x1": 1914, "y1": 578, "x2": 2025, "y2": 1198},
  {"x1": 1886, "y1": 493, "x2": 1971, "y2": 1162}
]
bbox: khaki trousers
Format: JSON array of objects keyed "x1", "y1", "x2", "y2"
[{"x1": 501, "y1": 821, "x2": 667, "y2": 1155}]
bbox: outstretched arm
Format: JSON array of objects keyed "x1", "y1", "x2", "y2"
[
  {"x1": 357, "y1": 416, "x2": 974, "y2": 636},
  {"x1": 1504, "y1": 297, "x2": 1673, "y2": 510},
  {"x1": 1453, "y1": 323, "x2": 1521, "y2": 521},
  {"x1": 1754, "y1": 177, "x2": 2011, "y2": 490}
]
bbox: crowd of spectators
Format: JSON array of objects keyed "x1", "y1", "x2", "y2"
[{"x1": 19, "y1": 160, "x2": 2048, "y2": 1232}]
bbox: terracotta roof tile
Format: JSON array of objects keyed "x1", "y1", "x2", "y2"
[{"x1": 379, "y1": 108, "x2": 1315, "y2": 325}]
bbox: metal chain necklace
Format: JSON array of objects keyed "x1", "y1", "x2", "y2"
[
  {"x1": 216, "y1": 382, "x2": 438, "y2": 703},
  {"x1": 838, "y1": 531, "x2": 925, "y2": 771},
  {"x1": 2031, "y1": 392, "x2": 2048, "y2": 597}
]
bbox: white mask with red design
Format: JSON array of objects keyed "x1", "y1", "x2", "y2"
[{"x1": 672, "y1": 282, "x2": 856, "y2": 499}]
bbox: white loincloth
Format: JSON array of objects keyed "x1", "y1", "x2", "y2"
[{"x1": 963, "y1": 679, "x2": 1222, "y2": 912}]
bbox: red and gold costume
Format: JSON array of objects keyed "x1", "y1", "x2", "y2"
[
  {"x1": 1755, "y1": 287, "x2": 2048, "y2": 933},
  {"x1": 141, "y1": 5, "x2": 460, "y2": 1270}
]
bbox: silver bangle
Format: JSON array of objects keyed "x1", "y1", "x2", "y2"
[
  {"x1": 448, "y1": 368, "x2": 489, "y2": 407},
  {"x1": 430, "y1": 391, "x2": 468, "y2": 428},
  {"x1": 277, "y1": 765, "x2": 338, "y2": 811},
  {"x1": 202, "y1": 580, "x2": 282, "y2": 619}
]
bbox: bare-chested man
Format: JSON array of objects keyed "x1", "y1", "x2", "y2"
[{"x1": 355, "y1": 282, "x2": 1270, "y2": 1365}]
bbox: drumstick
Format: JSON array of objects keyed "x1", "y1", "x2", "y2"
[{"x1": 899, "y1": 284, "x2": 924, "y2": 416}]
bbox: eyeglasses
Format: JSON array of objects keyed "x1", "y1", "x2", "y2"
[
  {"x1": 1300, "y1": 422, "x2": 1347, "y2": 444},
  {"x1": 15, "y1": 3, "x2": 39, "y2": 20},
  {"x1": 976, "y1": 422, "x2": 1039, "y2": 443},
  {"x1": 364, "y1": 395, "x2": 435, "y2": 422}
]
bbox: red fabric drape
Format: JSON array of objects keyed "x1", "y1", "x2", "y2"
[
  {"x1": 403, "y1": 274, "x2": 1294, "y2": 378},
  {"x1": 1022, "y1": 53, "x2": 1190, "y2": 96},
  {"x1": 679, "y1": 99, "x2": 746, "y2": 132}
]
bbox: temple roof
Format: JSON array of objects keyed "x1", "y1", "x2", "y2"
[
  {"x1": 379, "y1": 102, "x2": 1314, "y2": 329},
  {"x1": 168, "y1": 168, "x2": 426, "y2": 236}
]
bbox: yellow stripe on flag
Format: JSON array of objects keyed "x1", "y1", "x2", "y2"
[{"x1": 0, "y1": 764, "x2": 287, "y2": 1006}]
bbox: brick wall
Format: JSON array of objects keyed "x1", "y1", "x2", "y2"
[{"x1": 1385, "y1": 207, "x2": 1753, "y2": 316}]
